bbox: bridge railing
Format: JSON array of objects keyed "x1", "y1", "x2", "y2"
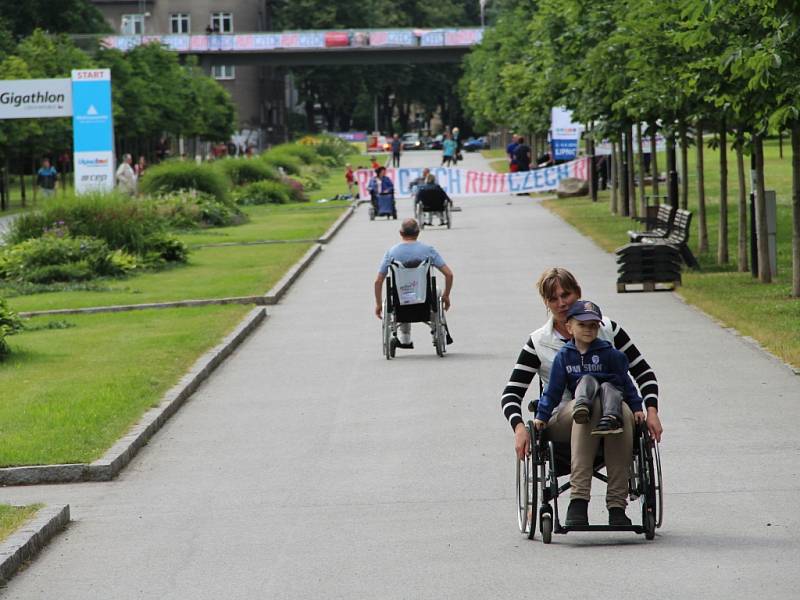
[{"x1": 72, "y1": 28, "x2": 484, "y2": 54}]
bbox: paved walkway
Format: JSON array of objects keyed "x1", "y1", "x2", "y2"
[{"x1": 2, "y1": 151, "x2": 798, "y2": 599}]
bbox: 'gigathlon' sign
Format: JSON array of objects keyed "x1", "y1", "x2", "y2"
[{"x1": 0, "y1": 78, "x2": 72, "y2": 119}]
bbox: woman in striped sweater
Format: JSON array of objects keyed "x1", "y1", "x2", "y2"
[{"x1": 501, "y1": 267, "x2": 663, "y2": 526}]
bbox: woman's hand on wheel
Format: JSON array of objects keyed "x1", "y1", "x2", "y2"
[
  {"x1": 533, "y1": 419, "x2": 547, "y2": 431},
  {"x1": 633, "y1": 410, "x2": 646, "y2": 424},
  {"x1": 514, "y1": 423, "x2": 529, "y2": 460},
  {"x1": 646, "y1": 407, "x2": 663, "y2": 442},
  {"x1": 442, "y1": 294, "x2": 451, "y2": 311}
]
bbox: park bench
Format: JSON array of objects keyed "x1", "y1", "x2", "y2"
[
  {"x1": 628, "y1": 203, "x2": 675, "y2": 242},
  {"x1": 639, "y1": 208, "x2": 700, "y2": 269},
  {"x1": 616, "y1": 242, "x2": 683, "y2": 293}
]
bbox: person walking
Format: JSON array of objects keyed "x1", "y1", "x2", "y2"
[
  {"x1": 115, "y1": 153, "x2": 137, "y2": 196},
  {"x1": 36, "y1": 158, "x2": 58, "y2": 198},
  {"x1": 390, "y1": 134, "x2": 402, "y2": 168},
  {"x1": 441, "y1": 133, "x2": 457, "y2": 167}
]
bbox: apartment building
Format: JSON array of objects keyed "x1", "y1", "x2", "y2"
[{"x1": 90, "y1": 0, "x2": 288, "y2": 148}]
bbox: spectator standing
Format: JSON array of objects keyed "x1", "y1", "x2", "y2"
[
  {"x1": 514, "y1": 136, "x2": 532, "y2": 171},
  {"x1": 36, "y1": 158, "x2": 58, "y2": 198},
  {"x1": 370, "y1": 155, "x2": 380, "y2": 170},
  {"x1": 452, "y1": 127, "x2": 462, "y2": 164},
  {"x1": 506, "y1": 134, "x2": 519, "y2": 172},
  {"x1": 134, "y1": 155, "x2": 147, "y2": 178},
  {"x1": 344, "y1": 163, "x2": 355, "y2": 198},
  {"x1": 390, "y1": 134, "x2": 402, "y2": 168},
  {"x1": 115, "y1": 153, "x2": 137, "y2": 196},
  {"x1": 441, "y1": 133, "x2": 457, "y2": 167}
]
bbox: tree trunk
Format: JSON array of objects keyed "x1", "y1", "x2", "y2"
[
  {"x1": 31, "y1": 156, "x2": 37, "y2": 205},
  {"x1": 650, "y1": 122, "x2": 659, "y2": 199},
  {"x1": 20, "y1": 167, "x2": 26, "y2": 208},
  {"x1": 679, "y1": 120, "x2": 689, "y2": 209},
  {"x1": 718, "y1": 123, "x2": 729, "y2": 264},
  {"x1": 792, "y1": 122, "x2": 800, "y2": 297},
  {"x1": 696, "y1": 121, "x2": 708, "y2": 252},
  {"x1": 735, "y1": 132, "x2": 748, "y2": 272},
  {"x1": 625, "y1": 126, "x2": 636, "y2": 217},
  {"x1": 636, "y1": 122, "x2": 647, "y2": 214},
  {"x1": 779, "y1": 130, "x2": 783, "y2": 159},
  {"x1": 753, "y1": 133, "x2": 771, "y2": 282},
  {"x1": 610, "y1": 140, "x2": 619, "y2": 214}
]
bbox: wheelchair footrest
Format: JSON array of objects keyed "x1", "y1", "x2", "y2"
[{"x1": 555, "y1": 524, "x2": 646, "y2": 534}]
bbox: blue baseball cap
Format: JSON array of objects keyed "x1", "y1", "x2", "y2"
[{"x1": 566, "y1": 299, "x2": 603, "y2": 322}]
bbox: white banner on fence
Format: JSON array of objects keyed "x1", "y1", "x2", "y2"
[
  {"x1": 0, "y1": 78, "x2": 72, "y2": 119},
  {"x1": 595, "y1": 134, "x2": 666, "y2": 156},
  {"x1": 356, "y1": 158, "x2": 589, "y2": 199}
]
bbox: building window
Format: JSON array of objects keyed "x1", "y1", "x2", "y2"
[
  {"x1": 211, "y1": 65, "x2": 235, "y2": 80},
  {"x1": 120, "y1": 14, "x2": 144, "y2": 35},
  {"x1": 210, "y1": 12, "x2": 233, "y2": 33},
  {"x1": 170, "y1": 13, "x2": 190, "y2": 34}
]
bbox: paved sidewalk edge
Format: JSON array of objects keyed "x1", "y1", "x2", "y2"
[
  {"x1": 673, "y1": 292, "x2": 800, "y2": 376},
  {"x1": 318, "y1": 205, "x2": 355, "y2": 244},
  {"x1": 263, "y1": 243, "x2": 323, "y2": 305},
  {"x1": 0, "y1": 308, "x2": 267, "y2": 486},
  {"x1": 18, "y1": 295, "x2": 266, "y2": 318},
  {"x1": 0, "y1": 504, "x2": 70, "y2": 584}
]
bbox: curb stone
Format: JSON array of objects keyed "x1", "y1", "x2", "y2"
[
  {"x1": 0, "y1": 504, "x2": 70, "y2": 583},
  {"x1": 317, "y1": 204, "x2": 356, "y2": 244},
  {"x1": 263, "y1": 243, "x2": 323, "y2": 305},
  {"x1": 0, "y1": 307, "x2": 267, "y2": 486},
  {"x1": 19, "y1": 295, "x2": 266, "y2": 318}
]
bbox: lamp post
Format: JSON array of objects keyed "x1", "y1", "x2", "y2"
[{"x1": 479, "y1": 0, "x2": 487, "y2": 27}]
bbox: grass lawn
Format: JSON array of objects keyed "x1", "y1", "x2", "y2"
[
  {"x1": 308, "y1": 151, "x2": 370, "y2": 203},
  {"x1": 0, "y1": 504, "x2": 41, "y2": 543},
  {"x1": 179, "y1": 202, "x2": 349, "y2": 247},
  {"x1": 0, "y1": 305, "x2": 251, "y2": 466},
  {"x1": 481, "y1": 149, "x2": 510, "y2": 173},
  {"x1": 542, "y1": 137, "x2": 800, "y2": 368},
  {"x1": 3, "y1": 242, "x2": 314, "y2": 312}
]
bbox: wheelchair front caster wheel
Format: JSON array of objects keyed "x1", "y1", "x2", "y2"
[
  {"x1": 644, "y1": 510, "x2": 656, "y2": 540},
  {"x1": 540, "y1": 513, "x2": 553, "y2": 544}
]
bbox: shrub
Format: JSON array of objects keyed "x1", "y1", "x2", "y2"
[
  {"x1": 215, "y1": 158, "x2": 278, "y2": 186},
  {"x1": 233, "y1": 180, "x2": 292, "y2": 205},
  {"x1": 150, "y1": 191, "x2": 246, "y2": 228},
  {"x1": 0, "y1": 235, "x2": 138, "y2": 284},
  {"x1": 141, "y1": 235, "x2": 188, "y2": 267},
  {"x1": 0, "y1": 297, "x2": 22, "y2": 359},
  {"x1": 7, "y1": 193, "x2": 167, "y2": 255},
  {"x1": 283, "y1": 177, "x2": 308, "y2": 202},
  {"x1": 271, "y1": 143, "x2": 318, "y2": 165},
  {"x1": 139, "y1": 160, "x2": 231, "y2": 202},
  {"x1": 260, "y1": 151, "x2": 302, "y2": 175},
  {"x1": 294, "y1": 174, "x2": 321, "y2": 191}
]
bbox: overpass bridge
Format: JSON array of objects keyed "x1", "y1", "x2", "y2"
[{"x1": 88, "y1": 28, "x2": 484, "y2": 66}]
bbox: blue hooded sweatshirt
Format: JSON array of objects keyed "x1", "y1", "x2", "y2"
[{"x1": 535, "y1": 338, "x2": 643, "y2": 422}]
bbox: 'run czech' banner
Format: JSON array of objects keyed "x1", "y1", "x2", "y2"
[{"x1": 356, "y1": 158, "x2": 588, "y2": 199}]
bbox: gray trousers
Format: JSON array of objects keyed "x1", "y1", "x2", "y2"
[{"x1": 574, "y1": 375, "x2": 623, "y2": 421}]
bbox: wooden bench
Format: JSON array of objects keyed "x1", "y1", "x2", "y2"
[
  {"x1": 628, "y1": 204, "x2": 675, "y2": 242},
  {"x1": 640, "y1": 208, "x2": 700, "y2": 269}
]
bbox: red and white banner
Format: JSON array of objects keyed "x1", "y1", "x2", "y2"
[{"x1": 356, "y1": 158, "x2": 588, "y2": 199}]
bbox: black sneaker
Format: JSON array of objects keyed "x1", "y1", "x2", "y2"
[
  {"x1": 591, "y1": 415, "x2": 623, "y2": 436},
  {"x1": 393, "y1": 338, "x2": 414, "y2": 350},
  {"x1": 564, "y1": 498, "x2": 589, "y2": 527},
  {"x1": 608, "y1": 507, "x2": 632, "y2": 527},
  {"x1": 572, "y1": 404, "x2": 590, "y2": 424}
]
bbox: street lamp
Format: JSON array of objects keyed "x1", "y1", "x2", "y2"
[{"x1": 479, "y1": 0, "x2": 488, "y2": 27}]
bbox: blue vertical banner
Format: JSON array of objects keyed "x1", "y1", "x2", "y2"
[{"x1": 71, "y1": 69, "x2": 115, "y2": 194}]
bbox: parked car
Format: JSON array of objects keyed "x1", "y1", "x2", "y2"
[
  {"x1": 463, "y1": 136, "x2": 490, "y2": 152},
  {"x1": 425, "y1": 134, "x2": 444, "y2": 150},
  {"x1": 401, "y1": 132, "x2": 423, "y2": 150}
]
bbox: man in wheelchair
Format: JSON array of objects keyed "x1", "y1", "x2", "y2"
[
  {"x1": 533, "y1": 299, "x2": 645, "y2": 527},
  {"x1": 374, "y1": 218, "x2": 453, "y2": 350},
  {"x1": 414, "y1": 174, "x2": 452, "y2": 227}
]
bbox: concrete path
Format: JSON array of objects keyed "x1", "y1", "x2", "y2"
[{"x1": 2, "y1": 150, "x2": 798, "y2": 599}]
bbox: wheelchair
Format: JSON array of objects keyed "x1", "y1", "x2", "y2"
[
  {"x1": 415, "y1": 185, "x2": 452, "y2": 229},
  {"x1": 369, "y1": 192, "x2": 397, "y2": 221},
  {"x1": 381, "y1": 258, "x2": 449, "y2": 359},
  {"x1": 515, "y1": 403, "x2": 662, "y2": 543}
]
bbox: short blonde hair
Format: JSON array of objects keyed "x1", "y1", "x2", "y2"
[{"x1": 536, "y1": 267, "x2": 582, "y2": 304}]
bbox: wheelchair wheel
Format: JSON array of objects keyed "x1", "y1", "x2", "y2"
[
  {"x1": 445, "y1": 203, "x2": 452, "y2": 229},
  {"x1": 416, "y1": 203, "x2": 425, "y2": 229},
  {"x1": 516, "y1": 422, "x2": 538, "y2": 539},
  {"x1": 433, "y1": 294, "x2": 447, "y2": 357},
  {"x1": 369, "y1": 206, "x2": 375, "y2": 221},
  {"x1": 540, "y1": 509, "x2": 553, "y2": 544},
  {"x1": 637, "y1": 426, "x2": 662, "y2": 539},
  {"x1": 382, "y1": 293, "x2": 393, "y2": 360}
]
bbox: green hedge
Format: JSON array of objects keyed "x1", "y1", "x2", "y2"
[
  {"x1": 214, "y1": 158, "x2": 278, "y2": 186},
  {"x1": 150, "y1": 191, "x2": 246, "y2": 228},
  {"x1": 260, "y1": 151, "x2": 302, "y2": 175},
  {"x1": 233, "y1": 180, "x2": 293, "y2": 205},
  {"x1": 0, "y1": 298, "x2": 22, "y2": 359},
  {"x1": 139, "y1": 160, "x2": 231, "y2": 202}
]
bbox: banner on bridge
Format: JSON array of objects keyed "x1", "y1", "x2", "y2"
[{"x1": 355, "y1": 158, "x2": 588, "y2": 199}]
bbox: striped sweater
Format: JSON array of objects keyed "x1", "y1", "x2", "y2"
[{"x1": 501, "y1": 318, "x2": 658, "y2": 431}]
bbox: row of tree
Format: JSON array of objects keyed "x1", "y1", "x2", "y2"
[
  {"x1": 460, "y1": 0, "x2": 800, "y2": 297},
  {"x1": 269, "y1": 0, "x2": 480, "y2": 134}
]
